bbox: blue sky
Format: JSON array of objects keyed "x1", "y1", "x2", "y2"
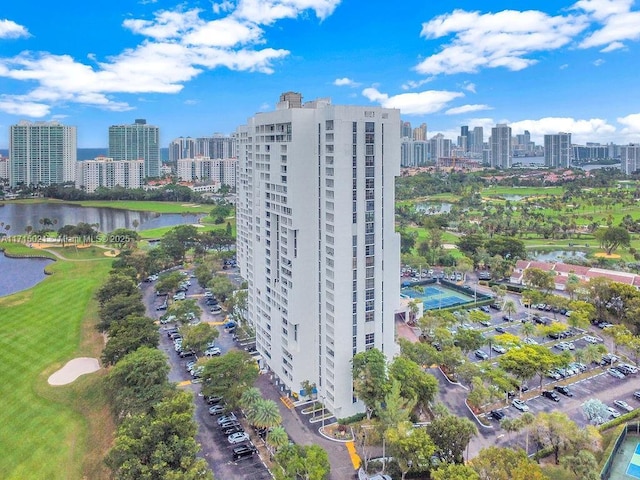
[{"x1": 0, "y1": 0, "x2": 639, "y2": 148}]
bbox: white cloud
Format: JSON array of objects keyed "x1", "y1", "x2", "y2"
[
  {"x1": 618, "y1": 113, "x2": 640, "y2": 134},
  {"x1": 416, "y1": 9, "x2": 588, "y2": 75},
  {"x1": 0, "y1": 19, "x2": 29, "y2": 39},
  {"x1": 574, "y1": 0, "x2": 640, "y2": 49},
  {"x1": 559, "y1": 63, "x2": 569, "y2": 69},
  {"x1": 401, "y1": 78, "x2": 432, "y2": 90},
  {"x1": 0, "y1": 2, "x2": 338, "y2": 116},
  {"x1": 184, "y1": 99, "x2": 198, "y2": 105},
  {"x1": 462, "y1": 82, "x2": 476, "y2": 93},
  {"x1": 333, "y1": 77, "x2": 359, "y2": 87},
  {"x1": 593, "y1": 58, "x2": 605, "y2": 65},
  {"x1": 600, "y1": 41, "x2": 625, "y2": 51},
  {"x1": 445, "y1": 104, "x2": 492, "y2": 115},
  {"x1": 362, "y1": 87, "x2": 463, "y2": 115}
]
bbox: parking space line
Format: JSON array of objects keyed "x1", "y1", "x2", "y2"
[
  {"x1": 178, "y1": 380, "x2": 192, "y2": 387},
  {"x1": 281, "y1": 396, "x2": 295, "y2": 410},
  {"x1": 346, "y1": 441, "x2": 361, "y2": 469}
]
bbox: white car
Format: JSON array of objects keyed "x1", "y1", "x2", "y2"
[
  {"x1": 209, "y1": 404, "x2": 225, "y2": 415},
  {"x1": 512, "y1": 399, "x2": 529, "y2": 412},
  {"x1": 205, "y1": 347, "x2": 221, "y2": 356},
  {"x1": 583, "y1": 335, "x2": 602, "y2": 344},
  {"x1": 607, "y1": 406, "x2": 621, "y2": 418},
  {"x1": 614, "y1": 400, "x2": 634, "y2": 412},
  {"x1": 492, "y1": 344, "x2": 507, "y2": 354},
  {"x1": 173, "y1": 292, "x2": 186, "y2": 301},
  {"x1": 555, "y1": 342, "x2": 571, "y2": 351},
  {"x1": 218, "y1": 413, "x2": 237, "y2": 425},
  {"x1": 523, "y1": 338, "x2": 538, "y2": 345},
  {"x1": 608, "y1": 368, "x2": 626, "y2": 379},
  {"x1": 228, "y1": 432, "x2": 250, "y2": 444}
]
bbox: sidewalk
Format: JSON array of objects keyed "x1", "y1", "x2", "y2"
[{"x1": 255, "y1": 374, "x2": 358, "y2": 480}]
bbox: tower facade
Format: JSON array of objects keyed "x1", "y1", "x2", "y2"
[
  {"x1": 491, "y1": 124, "x2": 512, "y2": 168},
  {"x1": 236, "y1": 95, "x2": 400, "y2": 417},
  {"x1": 108, "y1": 119, "x2": 160, "y2": 178},
  {"x1": 544, "y1": 133, "x2": 572, "y2": 168},
  {"x1": 9, "y1": 121, "x2": 77, "y2": 187}
]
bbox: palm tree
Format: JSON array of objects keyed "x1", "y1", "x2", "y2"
[
  {"x1": 240, "y1": 387, "x2": 262, "y2": 414},
  {"x1": 266, "y1": 425, "x2": 289, "y2": 452},
  {"x1": 246, "y1": 398, "x2": 282, "y2": 429},
  {"x1": 520, "y1": 412, "x2": 536, "y2": 455},
  {"x1": 521, "y1": 321, "x2": 536, "y2": 339},
  {"x1": 503, "y1": 299, "x2": 517, "y2": 318}
]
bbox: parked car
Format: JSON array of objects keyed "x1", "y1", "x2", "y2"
[
  {"x1": 222, "y1": 426, "x2": 245, "y2": 436},
  {"x1": 492, "y1": 344, "x2": 507, "y2": 354},
  {"x1": 547, "y1": 370, "x2": 562, "y2": 380},
  {"x1": 219, "y1": 420, "x2": 241, "y2": 430},
  {"x1": 474, "y1": 349, "x2": 489, "y2": 360},
  {"x1": 489, "y1": 409, "x2": 505, "y2": 420},
  {"x1": 607, "y1": 406, "x2": 621, "y2": 418},
  {"x1": 228, "y1": 432, "x2": 250, "y2": 444},
  {"x1": 205, "y1": 395, "x2": 224, "y2": 405},
  {"x1": 479, "y1": 320, "x2": 492, "y2": 327},
  {"x1": 554, "y1": 385, "x2": 573, "y2": 397},
  {"x1": 205, "y1": 347, "x2": 222, "y2": 356},
  {"x1": 583, "y1": 335, "x2": 602, "y2": 344},
  {"x1": 232, "y1": 444, "x2": 257, "y2": 461},
  {"x1": 608, "y1": 368, "x2": 626, "y2": 379},
  {"x1": 542, "y1": 390, "x2": 560, "y2": 402},
  {"x1": 489, "y1": 303, "x2": 501, "y2": 310},
  {"x1": 614, "y1": 400, "x2": 634, "y2": 412},
  {"x1": 512, "y1": 399, "x2": 529, "y2": 412},
  {"x1": 209, "y1": 404, "x2": 225, "y2": 415},
  {"x1": 495, "y1": 326, "x2": 507, "y2": 334},
  {"x1": 634, "y1": 391, "x2": 640, "y2": 401},
  {"x1": 523, "y1": 338, "x2": 538, "y2": 345},
  {"x1": 480, "y1": 306, "x2": 491, "y2": 313},
  {"x1": 218, "y1": 413, "x2": 238, "y2": 425}
]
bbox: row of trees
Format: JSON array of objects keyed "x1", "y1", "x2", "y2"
[{"x1": 97, "y1": 242, "x2": 214, "y2": 479}]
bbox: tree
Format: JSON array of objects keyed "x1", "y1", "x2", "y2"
[
  {"x1": 385, "y1": 421, "x2": 436, "y2": 480},
  {"x1": 98, "y1": 292, "x2": 145, "y2": 332},
  {"x1": 499, "y1": 344, "x2": 562, "y2": 391},
  {"x1": 156, "y1": 271, "x2": 183, "y2": 294},
  {"x1": 594, "y1": 226, "x2": 630, "y2": 254},
  {"x1": 503, "y1": 299, "x2": 517, "y2": 319},
  {"x1": 453, "y1": 328, "x2": 486, "y2": 354},
  {"x1": 425, "y1": 404, "x2": 477, "y2": 463},
  {"x1": 376, "y1": 379, "x2": 416, "y2": 430},
  {"x1": 300, "y1": 380, "x2": 316, "y2": 401},
  {"x1": 560, "y1": 450, "x2": 599, "y2": 480},
  {"x1": 201, "y1": 350, "x2": 259, "y2": 408},
  {"x1": 470, "y1": 446, "x2": 547, "y2": 480},
  {"x1": 398, "y1": 338, "x2": 441, "y2": 367},
  {"x1": 522, "y1": 267, "x2": 556, "y2": 293},
  {"x1": 388, "y1": 357, "x2": 438, "y2": 413},
  {"x1": 226, "y1": 289, "x2": 248, "y2": 325},
  {"x1": 582, "y1": 398, "x2": 610, "y2": 425},
  {"x1": 167, "y1": 298, "x2": 202, "y2": 325},
  {"x1": 246, "y1": 398, "x2": 282, "y2": 429},
  {"x1": 275, "y1": 444, "x2": 330, "y2": 480},
  {"x1": 352, "y1": 348, "x2": 388, "y2": 419},
  {"x1": 209, "y1": 275, "x2": 234, "y2": 302},
  {"x1": 194, "y1": 263, "x2": 213, "y2": 289},
  {"x1": 106, "y1": 228, "x2": 140, "y2": 249},
  {"x1": 240, "y1": 387, "x2": 262, "y2": 412},
  {"x1": 266, "y1": 426, "x2": 289, "y2": 453},
  {"x1": 432, "y1": 463, "x2": 480, "y2": 480},
  {"x1": 105, "y1": 390, "x2": 213, "y2": 480},
  {"x1": 96, "y1": 273, "x2": 140, "y2": 306},
  {"x1": 534, "y1": 411, "x2": 581, "y2": 464},
  {"x1": 104, "y1": 347, "x2": 173, "y2": 419},
  {"x1": 182, "y1": 322, "x2": 218, "y2": 353},
  {"x1": 102, "y1": 315, "x2": 159, "y2": 365},
  {"x1": 565, "y1": 273, "x2": 582, "y2": 300}
]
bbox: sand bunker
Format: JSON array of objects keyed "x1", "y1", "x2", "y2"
[
  {"x1": 48, "y1": 357, "x2": 100, "y2": 386},
  {"x1": 594, "y1": 252, "x2": 622, "y2": 259}
]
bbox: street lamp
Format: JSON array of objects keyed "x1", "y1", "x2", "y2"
[{"x1": 320, "y1": 395, "x2": 326, "y2": 432}]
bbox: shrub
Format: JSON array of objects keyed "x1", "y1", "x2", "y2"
[{"x1": 337, "y1": 412, "x2": 366, "y2": 425}]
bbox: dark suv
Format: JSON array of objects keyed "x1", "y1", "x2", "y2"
[
  {"x1": 489, "y1": 410, "x2": 505, "y2": 420},
  {"x1": 542, "y1": 390, "x2": 560, "y2": 402},
  {"x1": 554, "y1": 385, "x2": 573, "y2": 397},
  {"x1": 232, "y1": 444, "x2": 257, "y2": 460}
]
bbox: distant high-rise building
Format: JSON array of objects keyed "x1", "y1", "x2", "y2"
[
  {"x1": 459, "y1": 125, "x2": 469, "y2": 152},
  {"x1": 413, "y1": 123, "x2": 427, "y2": 141},
  {"x1": 429, "y1": 133, "x2": 452, "y2": 161},
  {"x1": 621, "y1": 144, "x2": 640, "y2": 174},
  {"x1": 472, "y1": 126, "x2": 484, "y2": 155},
  {"x1": 177, "y1": 157, "x2": 237, "y2": 188},
  {"x1": 491, "y1": 124, "x2": 512, "y2": 168},
  {"x1": 169, "y1": 137, "x2": 196, "y2": 164},
  {"x1": 76, "y1": 156, "x2": 144, "y2": 193},
  {"x1": 572, "y1": 144, "x2": 611, "y2": 162},
  {"x1": 544, "y1": 133, "x2": 572, "y2": 168},
  {"x1": 0, "y1": 155, "x2": 9, "y2": 182},
  {"x1": 169, "y1": 134, "x2": 237, "y2": 164},
  {"x1": 236, "y1": 94, "x2": 400, "y2": 418},
  {"x1": 108, "y1": 119, "x2": 160, "y2": 178},
  {"x1": 400, "y1": 139, "x2": 428, "y2": 167},
  {"x1": 9, "y1": 121, "x2": 77, "y2": 187},
  {"x1": 401, "y1": 121, "x2": 412, "y2": 139}
]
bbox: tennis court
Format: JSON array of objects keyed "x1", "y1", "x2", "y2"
[
  {"x1": 627, "y1": 443, "x2": 640, "y2": 479},
  {"x1": 401, "y1": 283, "x2": 475, "y2": 311}
]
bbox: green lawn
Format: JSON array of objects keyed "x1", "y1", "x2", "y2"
[
  {"x1": 0, "y1": 243, "x2": 113, "y2": 480},
  {"x1": 481, "y1": 186, "x2": 565, "y2": 197},
  {"x1": 2, "y1": 198, "x2": 210, "y2": 214}
]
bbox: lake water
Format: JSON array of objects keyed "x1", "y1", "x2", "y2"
[
  {"x1": 0, "y1": 253, "x2": 53, "y2": 297},
  {"x1": 529, "y1": 250, "x2": 587, "y2": 263},
  {"x1": 0, "y1": 203, "x2": 203, "y2": 235},
  {"x1": 416, "y1": 202, "x2": 453, "y2": 214}
]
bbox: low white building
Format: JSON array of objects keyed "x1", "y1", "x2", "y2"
[
  {"x1": 177, "y1": 156, "x2": 237, "y2": 189},
  {"x1": 76, "y1": 156, "x2": 145, "y2": 193}
]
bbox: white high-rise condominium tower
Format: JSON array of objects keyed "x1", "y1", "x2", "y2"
[
  {"x1": 108, "y1": 119, "x2": 160, "y2": 178},
  {"x1": 491, "y1": 123, "x2": 512, "y2": 168},
  {"x1": 544, "y1": 133, "x2": 572, "y2": 168},
  {"x1": 236, "y1": 93, "x2": 400, "y2": 418},
  {"x1": 9, "y1": 121, "x2": 77, "y2": 187}
]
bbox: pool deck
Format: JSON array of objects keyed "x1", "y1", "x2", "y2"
[{"x1": 607, "y1": 434, "x2": 640, "y2": 480}]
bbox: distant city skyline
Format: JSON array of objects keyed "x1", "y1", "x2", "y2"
[{"x1": 1, "y1": 1, "x2": 640, "y2": 147}]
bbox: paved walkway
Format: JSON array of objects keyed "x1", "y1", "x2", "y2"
[{"x1": 255, "y1": 374, "x2": 358, "y2": 480}]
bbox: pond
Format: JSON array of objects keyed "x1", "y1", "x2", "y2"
[
  {"x1": 528, "y1": 250, "x2": 587, "y2": 263},
  {"x1": 0, "y1": 253, "x2": 53, "y2": 297},
  {"x1": 0, "y1": 203, "x2": 203, "y2": 235},
  {"x1": 415, "y1": 202, "x2": 453, "y2": 214}
]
